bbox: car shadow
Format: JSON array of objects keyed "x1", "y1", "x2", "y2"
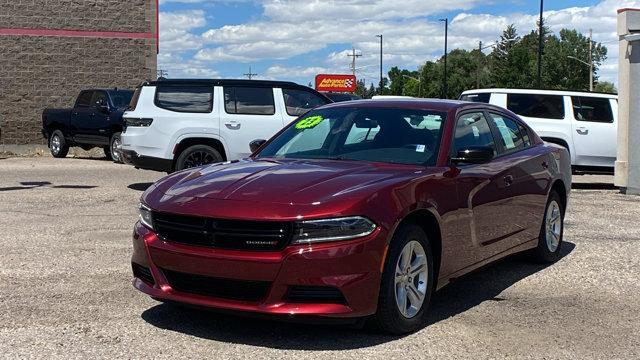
[
  {"x1": 140, "y1": 241, "x2": 575, "y2": 349},
  {"x1": 128, "y1": 182, "x2": 154, "y2": 191},
  {"x1": 0, "y1": 181, "x2": 96, "y2": 192},
  {"x1": 571, "y1": 182, "x2": 617, "y2": 190}
]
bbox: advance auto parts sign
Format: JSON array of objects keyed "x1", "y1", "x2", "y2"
[{"x1": 315, "y1": 74, "x2": 357, "y2": 93}]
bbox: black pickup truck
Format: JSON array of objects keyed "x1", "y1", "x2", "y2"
[{"x1": 42, "y1": 88, "x2": 133, "y2": 161}]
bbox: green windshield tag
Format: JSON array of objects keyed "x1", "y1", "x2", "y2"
[{"x1": 295, "y1": 115, "x2": 323, "y2": 130}]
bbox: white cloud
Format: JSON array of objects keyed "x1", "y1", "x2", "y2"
[
  {"x1": 157, "y1": 52, "x2": 219, "y2": 78},
  {"x1": 159, "y1": 10, "x2": 206, "y2": 52}
]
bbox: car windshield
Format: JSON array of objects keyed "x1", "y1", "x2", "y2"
[
  {"x1": 109, "y1": 90, "x2": 134, "y2": 108},
  {"x1": 257, "y1": 107, "x2": 447, "y2": 166}
]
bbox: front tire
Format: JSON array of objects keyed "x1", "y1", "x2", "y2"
[
  {"x1": 531, "y1": 191, "x2": 565, "y2": 263},
  {"x1": 174, "y1": 144, "x2": 223, "y2": 171},
  {"x1": 104, "y1": 132, "x2": 122, "y2": 162},
  {"x1": 49, "y1": 130, "x2": 69, "y2": 158},
  {"x1": 374, "y1": 224, "x2": 435, "y2": 334}
]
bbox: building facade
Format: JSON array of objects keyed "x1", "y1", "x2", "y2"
[{"x1": 0, "y1": 0, "x2": 157, "y2": 145}]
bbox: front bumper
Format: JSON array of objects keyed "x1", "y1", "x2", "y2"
[
  {"x1": 120, "y1": 148, "x2": 173, "y2": 173},
  {"x1": 131, "y1": 221, "x2": 386, "y2": 318}
]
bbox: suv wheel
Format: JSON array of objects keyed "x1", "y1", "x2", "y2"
[
  {"x1": 175, "y1": 144, "x2": 223, "y2": 171},
  {"x1": 104, "y1": 132, "x2": 122, "y2": 162},
  {"x1": 374, "y1": 223, "x2": 434, "y2": 334},
  {"x1": 49, "y1": 130, "x2": 69, "y2": 158}
]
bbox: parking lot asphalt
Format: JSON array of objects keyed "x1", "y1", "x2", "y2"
[{"x1": 0, "y1": 156, "x2": 639, "y2": 359}]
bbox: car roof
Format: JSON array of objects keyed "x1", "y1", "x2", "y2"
[
  {"x1": 317, "y1": 97, "x2": 502, "y2": 113},
  {"x1": 461, "y1": 88, "x2": 617, "y2": 98},
  {"x1": 145, "y1": 78, "x2": 308, "y2": 89}
]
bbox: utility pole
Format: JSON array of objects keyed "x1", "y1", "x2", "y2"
[
  {"x1": 537, "y1": 0, "x2": 544, "y2": 88},
  {"x1": 156, "y1": 69, "x2": 168, "y2": 79},
  {"x1": 477, "y1": 40, "x2": 482, "y2": 89},
  {"x1": 347, "y1": 48, "x2": 362, "y2": 76},
  {"x1": 376, "y1": 34, "x2": 383, "y2": 94},
  {"x1": 589, "y1": 28, "x2": 593, "y2": 92},
  {"x1": 243, "y1": 66, "x2": 257, "y2": 80},
  {"x1": 439, "y1": 18, "x2": 448, "y2": 98}
]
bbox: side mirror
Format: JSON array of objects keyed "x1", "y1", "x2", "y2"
[
  {"x1": 249, "y1": 139, "x2": 267, "y2": 153},
  {"x1": 451, "y1": 146, "x2": 494, "y2": 164}
]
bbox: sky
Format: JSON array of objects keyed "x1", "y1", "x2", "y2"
[{"x1": 157, "y1": 0, "x2": 640, "y2": 87}]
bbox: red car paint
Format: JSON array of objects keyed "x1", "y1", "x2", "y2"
[{"x1": 132, "y1": 99, "x2": 571, "y2": 319}]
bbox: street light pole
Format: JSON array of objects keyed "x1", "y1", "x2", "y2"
[
  {"x1": 439, "y1": 18, "x2": 448, "y2": 98},
  {"x1": 376, "y1": 34, "x2": 383, "y2": 95}
]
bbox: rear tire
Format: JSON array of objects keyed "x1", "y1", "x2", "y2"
[
  {"x1": 49, "y1": 130, "x2": 69, "y2": 158},
  {"x1": 104, "y1": 132, "x2": 122, "y2": 162},
  {"x1": 175, "y1": 144, "x2": 223, "y2": 171},
  {"x1": 531, "y1": 191, "x2": 565, "y2": 263},
  {"x1": 374, "y1": 223, "x2": 435, "y2": 334}
]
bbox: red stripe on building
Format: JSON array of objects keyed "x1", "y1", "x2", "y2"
[{"x1": 0, "y1": 28, "x2": 156, "y2": 39}]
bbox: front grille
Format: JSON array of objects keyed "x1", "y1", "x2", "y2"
[
  {"x1": 153, "y1": 212, "x2": 293, "y2": 251},
  {"x1": 132, "y1": 262, "x2": 155, "y2": 285},
  {"x1": 285, "y1": 286, "x2": 346, "y2": 304},
  {"x1": 162, "y1": 268, "x2": 271, "y2": 302}
]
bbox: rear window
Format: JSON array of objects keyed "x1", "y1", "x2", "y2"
[
  {"x1": 460, "y1": 93, "x2": 490, "y2": 103},
  {"x1": 282, "y1": 88, "x2": 328, "y2": 116},
  {"x1": 224, "y1": 87, "x2": 275, "y2": 115},
  {"x1": 571, "y1": 96, "x2": 613, "y2": 123},
  {"x1": 155, "y1": 86, "x2": 213, "y2": 113},
  {"x1": 507, "y1": 94, "x2": 565, "y2": 119}
]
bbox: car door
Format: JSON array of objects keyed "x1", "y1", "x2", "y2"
[
  {"x1": 90, "y1": 90, "x2": 111, "y2": 145},
  {"x1": 570, "y1": 96, "x2": 617, "y2": 168},
  {"x1": 220, "y1": 86, "x2": 284, "y2": 159},
  {"x1": 450, "y1": 111, "x2": 523, "y2": 261},
  {"x1": 71, "y1": 90, "x2": 94, "y2": 141},
  {"x1": 487, "y1": 111, "x2": 549, "y2": 247}
]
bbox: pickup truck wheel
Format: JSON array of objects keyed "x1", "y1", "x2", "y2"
[
  {"x1": 104, "y1": 133, "x2": 122, "y2": 163},
  {"x1": 49, "y1": 130, "x2": 69, "y2": 158},
  {"x1": 175, "y1": 144, "x2": 223, "y2": 171}
]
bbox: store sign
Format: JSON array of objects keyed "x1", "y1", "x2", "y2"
[{"x1": 315, "y1": 74, "x2": 357, "y2": 93}]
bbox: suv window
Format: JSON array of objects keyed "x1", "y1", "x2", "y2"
[
  {"x1": 224, "y1": 87, "x2": 275, "y2": 115},
  {"x1": 460, "y1": 93, "x2": 490, "y2": 103},
  {"x1": 91, "y1": 91, "x2": 108, "y2": 108},
  {"x1": 76, "y1": 91, "x2": 93, "y2": 107},
  {"x1": 155, "y1": 85, "x2": 213, "y2": 113},
  {"x1": 489, "y1": 113, "x2": 527, "y2": 152},
  {"x1": 507, "y1": 93, "x2": 564, "y2": 119},
  {"x1": 282, "y1": 88, "x2": 327, "y2": 116},
  {"x1": 453, "y1": 112, "x2": 497, "y2": 158},
  {"x1": 572, "y1": 96, "x2": 613, "y2": 123}
]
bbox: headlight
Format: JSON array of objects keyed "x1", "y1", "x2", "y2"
[
  {"x1": 291, "y1": 216, "x2": 376, "y2": 244},
  {"x1": 139, "y1": 203, "x2": 154, "y2": 230}
]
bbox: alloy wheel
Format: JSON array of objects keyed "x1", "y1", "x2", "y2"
[
  {"x1": 51, "y1": 135, "x2": 61, "y2": 155},
  {"x1": 394, "y1": 240, "x2": 428, "y2": 318},
  {"x1": 183, "y1": 150, "x2": 216, "y2": 169},
  {"x1": 111, "y1": 137, "x2": 121, "y2": 162},
  {"x1": 545, "y1": 200, "x2": 562, "y2": 252}
]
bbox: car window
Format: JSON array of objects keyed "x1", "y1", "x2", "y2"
[
  {"x1": 91, "y1": 91, "x2": 108, "y2": 108},
  {"x1": 453, "y1": 112, "x2": 497, "y2": 157},
  {"x1": 258, "y1": 107, "x2": 447, "y2": 166},
  {"x1": 224, "y1": 87, "x2": 275, "y2": 115},
  {"x1": 109, "y1": 90, "x2": 134, "y2": 108},
  {"x1": 460, "y1": 93, "x2": 490, "y2": 103},
  {"x1": 76, "y1": 91, "x2": 93, "y2": 107},
  {"x1": 507, "y1": 93, "x2": 564, "y2": 119},
  {"x1": 155, "y1": 86, "x2": 213, "y2": 113},
  {"x1": 283, "y1": 88, "x2": 327, "y2": 116},
  {"x1": 571, "y1": 96, "x2": 613, "y2": 123},
  {"x1": 489, "y1": 113, "x2": 526, "y2": 152}
]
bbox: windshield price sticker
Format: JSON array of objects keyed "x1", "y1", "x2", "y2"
[{"x1": 295, "y1": 115, "x2": 324, "y2": 130}]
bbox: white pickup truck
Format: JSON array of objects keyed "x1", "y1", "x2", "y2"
[{"x1": 460, "y1": 88, "x2": 618, "y2": 174}]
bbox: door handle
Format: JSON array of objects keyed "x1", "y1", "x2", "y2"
[
  {"x1": 576, "y1": 127, "x2": 589, "y2": 135},
  {"x1": 225, "y1": 121, "x2": 241, "y2": 130},
  {"x1": 504, "y1": 175, "x2": 514, "y2": 187}
]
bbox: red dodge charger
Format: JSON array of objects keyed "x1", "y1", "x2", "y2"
[{"x1": 131, "y1": 99, "x2": 571, "y2": 334}]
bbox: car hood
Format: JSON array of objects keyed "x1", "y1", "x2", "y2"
[{"x1": 159, "y1": 158, "x2": 428, "y2": 205}]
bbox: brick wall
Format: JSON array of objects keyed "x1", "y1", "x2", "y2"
[{"x1": 0, "y1": 0, "x2": 157, "y2": 145}]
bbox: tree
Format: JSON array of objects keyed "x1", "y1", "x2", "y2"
[{"x1": 594, "y1": 81, "x2": 617, "y2": 94}]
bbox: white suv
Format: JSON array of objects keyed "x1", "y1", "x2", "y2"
[
  {"x1": 119, "y1": 79, "x2": 331, "y2": 172},
  {"x1": 460, "y1": 88, "x2": 618, "y2": 174}
]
